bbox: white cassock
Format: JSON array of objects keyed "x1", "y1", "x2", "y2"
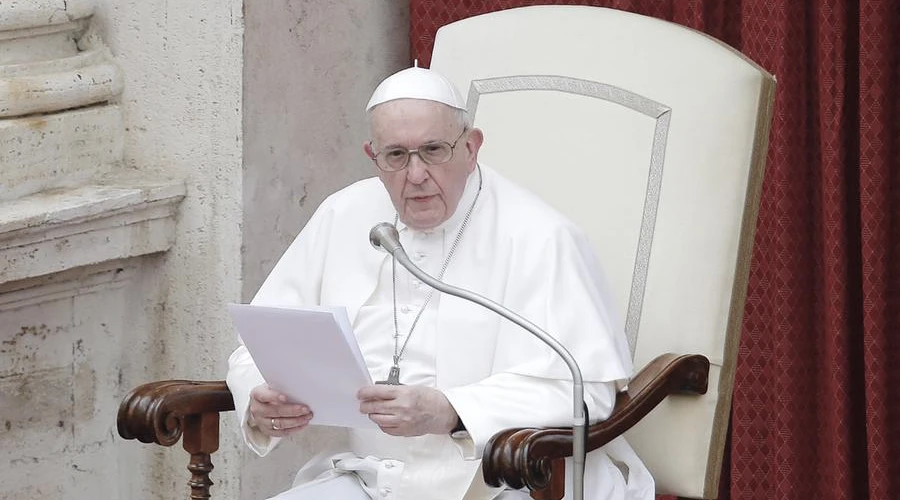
[{"x1": 226, "y1": 165, "x2": 655, "y2": 500}]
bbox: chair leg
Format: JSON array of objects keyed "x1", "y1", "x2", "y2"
[{"x1": 182, "y1": 412, "x2": 220, "y2": 500}]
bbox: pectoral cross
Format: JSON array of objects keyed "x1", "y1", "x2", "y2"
[{"x1": 376, "y1": 365, "x2": 402, "y2": 385}]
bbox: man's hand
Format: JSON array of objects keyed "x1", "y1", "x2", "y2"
[
  {"x1": 358, "y1": 385, "x2": 459, "y2": 437},
  {"x1": 248, "y1": 384, "x2": 313, "y2": 438}
]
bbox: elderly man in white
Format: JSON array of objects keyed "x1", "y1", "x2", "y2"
[{"x1": 226, "y1": 66, "x2": 654, "y2": 500}]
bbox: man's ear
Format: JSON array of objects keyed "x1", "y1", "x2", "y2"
[
  {"x1": 363, "y1": 141, "x2": 375, "y2": 159},
  {"x1": 466, "y1": 128, "x2": 484, "y2": 158}
]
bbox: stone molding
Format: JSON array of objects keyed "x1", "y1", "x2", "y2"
[
  {"x1": 0, "y1": 173, "x2": 186, "y2": 286},
  {"x1": 0, "y1": 57, "x2": 123, "y2": 117},
  {"x1": 0, "y1": 1, "x2": 122, "y2": 117},
  {"x1": 0, "y1": 0, "x2": 97, "y2": 33},
  {"x1": 1, "y1": 0, "x2": 126, "y2": 201},
  {"x1": 0, "y1": 258, "x2": 137, "y2": 312}
]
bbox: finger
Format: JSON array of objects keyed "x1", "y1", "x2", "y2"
[
  {"x1": 256, "y1": 414, "x2": 312, "y2": 436},
  {"x1": 367, "y1": 412, "x2": 400, "y2": 429},
  {"x1": 369, "y1": 415, "x2": 411, "y2": 437},
  {"x1": 360, "y1": 397, "x2": 405, "y2": 415},
  {"x1": 250, "y1": 403, "x2": 311, "y2": 426},
  {"x1": 264, "y1": 423, "x2": 308, "y2": 438},
  {"x1": 359, "y1": 400, "x2": 385, "y2": 415},
  {"x1": 357, "y1": 385, "x2": 398, "y2": 401},
  {"x1": 272, "y1": 413, "x2": 314, "y2": 431},
  {"x1": 251, "y1": 385, "x2": 287, "y2": 404},
  {"x1": 269, "y1": 403, "x2": 312, "y2": 418}
]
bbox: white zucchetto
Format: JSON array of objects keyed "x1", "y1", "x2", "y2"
[{"x1": 366, "y1": 66, "x2": 467, "y2": 112}]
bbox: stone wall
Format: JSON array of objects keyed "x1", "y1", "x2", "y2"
[
  {"x1": 1, "y1": 0, "x2": 409, "y2": 498},
  {"x1": 0, "y1": 1, "x2": 189, "y2": 498}
]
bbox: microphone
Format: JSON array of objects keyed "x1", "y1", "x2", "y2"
[
  {"x1": 369, "y1": 222, "x2": 402, "y2": 255},
  {"x1": 368, "y1": 222, "x2": 588, "y2": 500}
]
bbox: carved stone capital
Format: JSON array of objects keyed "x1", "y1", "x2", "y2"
[
  {"x1": 1, "y1": 0, "x2": 126, "y2": 202},
  {"x1": 0, "y1": 0, "x2": 121, "y2": 117},
  {"x1": 0, "y1": 0, "x2": 97, "y2": 33}
]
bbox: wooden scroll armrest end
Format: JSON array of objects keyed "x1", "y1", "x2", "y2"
[
  {"x1": 482, "y1": 353, "x2": 710, "y2": 496},
  {"x1": 117, "y1": 380, "x2": 236, "y2": 447}
]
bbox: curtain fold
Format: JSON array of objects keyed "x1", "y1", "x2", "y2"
[{"x1": 408, "y1": 1, "x2": 899, "y2": 499}]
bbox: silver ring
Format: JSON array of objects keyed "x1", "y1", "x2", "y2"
[{"x1": 271, "y1": 417, "x2": 279, "y2": 430}]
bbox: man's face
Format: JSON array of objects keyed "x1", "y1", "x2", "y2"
[{"x1": 364, "y1": 99, "x2": 483, "y2": 230}]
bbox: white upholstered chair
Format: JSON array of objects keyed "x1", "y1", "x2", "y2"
[
  {"x1": 117, "y1": 6, "x2": 774, "y2": 500},
  {"x1": 430, "y1": 5, "x2": 775, "y2": 499}
]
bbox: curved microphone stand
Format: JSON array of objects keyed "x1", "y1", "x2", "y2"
[{"x1": 370, "y1": 222, "x2": 586, "y2": 500}]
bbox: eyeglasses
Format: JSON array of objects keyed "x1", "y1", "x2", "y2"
[{"x1": 369, "y1": 128, "x2": 468, "y2": 172}]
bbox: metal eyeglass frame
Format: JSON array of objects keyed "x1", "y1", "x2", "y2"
[{"x1": 369, "y1": 128, "x2": 468, "y2": 172}]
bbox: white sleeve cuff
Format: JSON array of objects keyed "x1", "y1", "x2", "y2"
[{"x1": 226, "y1": 345, "x2": 282, "y2": 457}]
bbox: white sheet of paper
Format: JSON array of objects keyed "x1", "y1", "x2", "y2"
[{"x1": 228, "y1": 303, "x2": 377, "y2": 430}]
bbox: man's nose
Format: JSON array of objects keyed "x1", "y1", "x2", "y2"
[{"x1": 405, "y1": 153, "x2": 429, "y2": 183}]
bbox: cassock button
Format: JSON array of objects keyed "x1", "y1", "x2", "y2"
[
  {"x1": 380, "y1": 486, "x2": 392, "y2": 497},
  {"x1": 400, "y1": 305, "x2": 411, "y2": 314}
]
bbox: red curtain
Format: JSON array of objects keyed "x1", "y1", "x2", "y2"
[{"x1": 409, "y1": 1, "x2": 899, "y2": 499}]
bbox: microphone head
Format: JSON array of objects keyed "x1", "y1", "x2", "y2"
[{"x1": 369, "y1": 222, "x2": 401, "y2": 253}]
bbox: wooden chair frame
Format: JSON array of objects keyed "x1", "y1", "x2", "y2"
[{"x1": 118, "y1": 353, "x2": 709, "y2": 500}]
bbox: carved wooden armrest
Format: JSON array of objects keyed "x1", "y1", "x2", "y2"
[
  {"x1": 482, "y1": 353, "x2": 710, "y2": 500},
  {"x1": 118, "y1": 380, "x2": 235, "y2": 445},
  {"x1": 118, "y1": 380, "x2": 235, "y2": 499}
]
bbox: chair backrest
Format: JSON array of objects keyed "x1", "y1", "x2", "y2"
[{"x1": 431, "y1": 6, "x2": 774, "y2": 498}]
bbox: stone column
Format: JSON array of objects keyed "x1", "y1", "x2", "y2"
[{"x1": 0, "y1": 1, "x2": 184, "y2": 498}]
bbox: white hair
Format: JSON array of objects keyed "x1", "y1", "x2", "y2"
[{"x1": 366, "y1": 100, "x2": 470, "y2": 143}]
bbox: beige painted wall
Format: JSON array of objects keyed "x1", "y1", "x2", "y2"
[
  {"x1": 242, "y1": 2, "x2": 410, "y2": 298},
  {"x1": 240, "y1": 2, "x2": 410, "y2": 498}
]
